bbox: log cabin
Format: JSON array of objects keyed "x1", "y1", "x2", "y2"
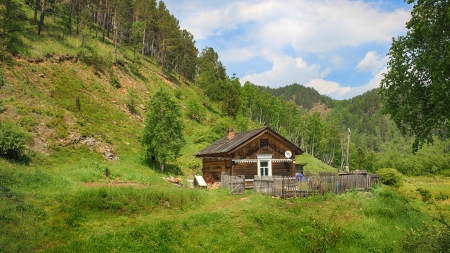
[{"x1": 195, "y1": 126, "x2": 303, "y2": 181}]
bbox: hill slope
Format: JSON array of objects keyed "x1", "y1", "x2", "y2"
[{"x1": 259, "y1": 83, "x2": 334, "y2": 110}]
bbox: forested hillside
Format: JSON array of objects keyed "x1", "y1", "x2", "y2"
[
  {"x1": 259, "y1": 83, "x2": 334, "y2": 110},
  {"x1": 2, "y1": 0, "x2": 450, "y2": 177}
]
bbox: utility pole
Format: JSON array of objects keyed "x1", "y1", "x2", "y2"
[{"x1": 345, "y1": 128, "x2": 350, "y2": 172}]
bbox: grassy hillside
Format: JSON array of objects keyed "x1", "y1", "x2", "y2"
[{"x1": 1, "y1": 4, "x2": 449, "y2": 253}]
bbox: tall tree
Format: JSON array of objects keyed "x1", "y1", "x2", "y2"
[
  {"x1": 141, "y1": 87, "x2": 185, "y2": 171},
  {"x1": 380, "y1": 0, "x2": 450, "y2": 152},
  {"x1": 197, "y1": 46, "x2": 227, "y2": 101},
  {"x1": 178, "y1": 29, "x2": 198, "y2": 81},
  {"x1": 156, "y1": 1, "x2": 180, "y2": 71},
  {"x1": 222, "y1": 74, "x2": 242, "y2": 118},
  {"x1": 37, "y1": 0, "x2": 47, "y2": 35}
]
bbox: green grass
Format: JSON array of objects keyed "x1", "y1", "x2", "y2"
[
  {"x1": 2, "y1": 145, "x2": 450, "y2": 252},
  {"x1": 296, "y1": 153, "x2": 337, "y2": 173}
]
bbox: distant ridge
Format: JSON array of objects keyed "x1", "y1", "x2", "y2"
[{"x1": 258, "y1": 83, "x2": 334, "y2": 110}]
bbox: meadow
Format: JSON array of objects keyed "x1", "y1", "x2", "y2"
[{"x1": 1, "y1": 149, "x2": 450, "y2": 252}]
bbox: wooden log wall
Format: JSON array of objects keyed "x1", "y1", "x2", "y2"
[
  {"x1": 232, "y1": 162, "x2": 257, "y2": 179},
  {"x1": 272, "y1": 162, "x2": 294, "y2": 177}
]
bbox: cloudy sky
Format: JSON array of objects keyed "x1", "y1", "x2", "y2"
[{"x1": 163, "y1": 0, "x2": 412, "y2": 100}]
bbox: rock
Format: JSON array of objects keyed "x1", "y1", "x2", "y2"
[{"x1": 81, "y1": 137, "x2": 95, "y2": 151}]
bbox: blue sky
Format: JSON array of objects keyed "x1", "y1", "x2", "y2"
[{"x1": 163, "y1": 0, "x2": 412, "y2": 99}]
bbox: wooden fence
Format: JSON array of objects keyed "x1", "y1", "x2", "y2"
[
  {"x1": 254, "y1": 172, "x2": 379, "y2": 198},
  {"x1": 221, "y1": 172, "x2": 245, "y2": 194},
  {"x1": 221, "y1": 172, "x2": 379, "y2": 197}
]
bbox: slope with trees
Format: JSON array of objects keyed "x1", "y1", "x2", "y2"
[{"x1": 259, "y1": 83, "x2": 334, "y2": 110}]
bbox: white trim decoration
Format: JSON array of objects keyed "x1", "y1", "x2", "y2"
[
  {"x1": 272, "y1": 159, "x2": 295, "y2": 163},
  {"x1": 232, "y1": 159, "x2": 257, "y2": 164}
]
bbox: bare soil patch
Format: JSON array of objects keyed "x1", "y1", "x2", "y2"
[{"x1": 83, "y1": 180, "x2": 148, "y2": 188}]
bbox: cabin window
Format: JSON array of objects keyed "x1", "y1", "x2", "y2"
[
  {"x1": 260, "y1": 161, "x2": 269, "y2": 176},
  {"x1": 260, "y1": 139, "x2": 268, "y2": 149}
]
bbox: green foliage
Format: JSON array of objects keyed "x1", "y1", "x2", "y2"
[
  {"x1": 416, "y1": 187, "x2": 432, "y2": 202},
  {"x1": 18, "y1": 115, "x2": 38, "y2": 132},
  {"x1": 0, "y1": 71, "x2": 4, "y2": 88},
  {"x1": 380, "y1": 0, "x2": 450, "y2": 153},
  {"x1": 222, "y1": 75, "x2": 242, "y2": 118},
  {"x1": 186, "y1": 99, "x2": 204, "y2": 122},
  {"x1": 261, "y1": 83, "x2": 334, "y2": 110},
  {"x1": 142, "y1": 86, "x2": 185, "y2": 171},
  {"x1": 125, "y1": 87, "x2": 139, "y2": 113},
  {"x1": 0, "y1": 122, "x2": 27, "y2": 159},
  {"x1": 377, "y1": 168, "x2": 403, "y2": 188},
  {"x1": 402, "y1": 222, "x2": 450, "y2": 253},
  {"x1": 109, "y1": 68, "x2": 121, "y2": 88},
  {"x1": 174, "y1": 89, "x2": 183, "y2": 99},
  {"x1": 354, "y1": 147, "x2": 366, "y2": 171},
  {"x1": 0, "y1": 0, "x2": 26, "y2": 36},
  {"x1": 46, "y1": 110, "x2": 69, "y2": 138},
  {"x1": 197, "y1": 47, "x2": 227, "y2": 101}
]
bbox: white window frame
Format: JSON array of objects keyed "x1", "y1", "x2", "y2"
[{"x1": 257, "y1": 154, "x2": 272, "y2": 176}]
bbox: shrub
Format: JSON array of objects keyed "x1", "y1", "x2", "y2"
[
  {"x1": 377, "y1": 168, "x2": 403, "y2": 188},
  {"x1": 186, "y1": 99, "x2": 204, "y2": 122},
  {"x1": 416, "y1": 187, "x2": 432, "y2": 202},
  {"x1": 0, "y1": 122, "x2": 27, "y2": 159}
]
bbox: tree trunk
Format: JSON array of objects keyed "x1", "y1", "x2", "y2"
[
  {"x1": 34, "y1": 0, "x2": 40, "y2": 23},
  {"x1": 95, "y1": 5, "x2": 99, "y2": 38},
  {"x1": 160, "y1": 162, "x2": 164, "y2": 172},
  {"x1": 142, "y1": 28, "x2": 146, "y2": 58},
  {"x1": 68, "y1": 0, "x2": 74, "y2": 34},
  {"x1": 114, "y1": 9, "x2": 118, "y2": 63},
  {"x1": 37, "y1": 0, "x2": 47, "y2": 35},
  {"x1": 346, "y1": 128, "x2": 350, "y2": 172}
]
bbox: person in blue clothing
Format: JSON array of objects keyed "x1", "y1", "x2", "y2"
[{"x1": 295, "y1": 173, "x2": 305, "y2": 182}]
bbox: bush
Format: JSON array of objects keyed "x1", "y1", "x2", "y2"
[
  {"x1": 0, "y1": 122, "x2": 27, "y2": 159},
  {"x1": 377, "y1": 168, "x2": 403, "y2": 188}
]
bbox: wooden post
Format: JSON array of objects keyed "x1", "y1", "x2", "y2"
[
  {"x1": 76, "y1": 96, "x2": 80, "y2": 111},
  {"x1": 346, "y1": 128, "x2": 350, "y2": 172}
]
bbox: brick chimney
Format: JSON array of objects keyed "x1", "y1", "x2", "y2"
[{"x1": 227, "y1": 127, "x2": 235, "y2": 140}]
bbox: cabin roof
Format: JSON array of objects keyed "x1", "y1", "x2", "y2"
[{"x1": 195, "y1": 126, "x2": 303, "y2": 157}]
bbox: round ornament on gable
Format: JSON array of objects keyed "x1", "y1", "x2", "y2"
[{"x1": 284, "y1": 150, "x2": 292, "y2": 159}]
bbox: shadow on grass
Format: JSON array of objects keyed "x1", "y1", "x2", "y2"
[
  {"x1": 143, "y1": 157, "x2": 185, "y2": 176},
  {"x1": 0, "y1": 154, "x2": 31, "y2": 166},
  {"x1": 7, "y1": 35, "x2": 31, "y2": 56},
  {"x1": 162, "y1": 69, "x2": 181, "y2": 86}
]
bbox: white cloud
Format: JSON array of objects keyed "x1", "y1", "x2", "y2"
[
  {"x1": 171, "y1": 0, "x2": 410, "y2": 55},
  {"x1": 163, "y1": 0, "x2": 411, "y2": 99},
  {"x1": 219, "y1": 48, "x2": 255, "y2": 63},
  {"x1": 356, "y1": 51, "x2": 388, "y2": 75},
  {"x1": 240, "y1": 55, "x2": 325, "y2": 87},
  {"x1": 305, "y1": 79, "x2": 351, "y2": 98},
  {"x1": 327, "y1": 66, "x2": 388, "y2": 99}
]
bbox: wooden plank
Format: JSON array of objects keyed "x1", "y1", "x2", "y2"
[{"x1": 194, "y1": 175, "x2": 207, "y2": 187}]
